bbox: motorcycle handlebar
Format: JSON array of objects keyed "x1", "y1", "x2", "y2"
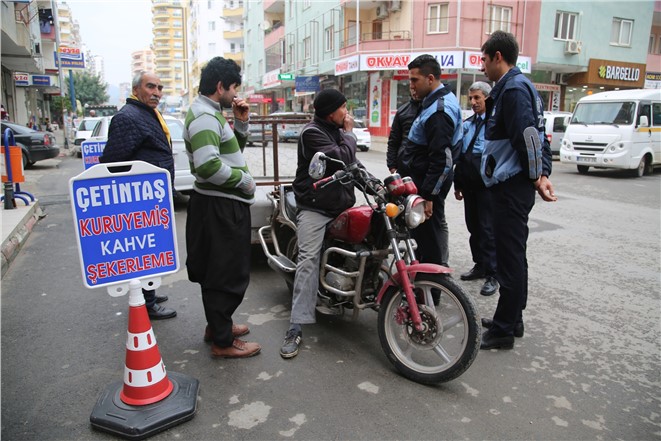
[{"x1": 313, "y1": 170, "x2": 345, "y2": 190}]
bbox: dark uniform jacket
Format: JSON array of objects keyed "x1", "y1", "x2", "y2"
[
  {"x1": 293, "y1": 116, "x2": 360, "y2": 218},
  {"x1": 386, "y1": 99, "x2": 421, "y2": 171},
  {"x1": 100, "y1": 98, "x2": 174, "y2": 183}
]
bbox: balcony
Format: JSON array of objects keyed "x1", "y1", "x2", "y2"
[
  {"x1": 223, "y1": 6, "x2": 243, "y2": 17},
  {"x1": 224, "y1": 52, "x2": 243, "y2": 63},
  {"x1": 223, "y1": 29, "x2": 243, "y2": 40},
  {"x1": 155, "y1": 33, "x2": 170, "y2": 41},
  {"x1": 264, "y1": 24, "x2": 284, "y2": 48},
  {"x1": 153, "y1": 21, "x2": 170, "y2": 30},
  {"x1": 155, "y1": 54, "x2": 171, "y2": 62},
  {"x1": 340, "y1": 30, "x2": 411, "y2": 55}
]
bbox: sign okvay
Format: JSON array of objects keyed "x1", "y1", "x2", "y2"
[{"x1": 69, "y1": 161, "x2": 179, "y2": 296}]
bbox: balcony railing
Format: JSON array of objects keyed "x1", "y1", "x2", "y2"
[{"x1": 340, "y1": 30, "x2": 411, "y2": 54}]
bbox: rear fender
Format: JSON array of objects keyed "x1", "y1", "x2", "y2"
[{"x1": 376, "y1": 263, "x2": 452, "y2": 302}]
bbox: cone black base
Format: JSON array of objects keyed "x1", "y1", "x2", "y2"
[{"x1": 90, "y1": 371, "x2": 199, "y2": 440}]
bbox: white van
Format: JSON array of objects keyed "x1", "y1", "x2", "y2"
[{"x1": 559, "y1": 89, "x2": 661, "y2": 176}]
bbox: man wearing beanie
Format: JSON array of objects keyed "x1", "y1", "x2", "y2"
[{"x1": 280, "y1": 88, "x2": 363, "y2": 359}]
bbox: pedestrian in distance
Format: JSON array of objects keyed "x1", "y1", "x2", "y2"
[
  {"x1": 399, "y1": 54, "x2": 463, "y2": 268},
  {"x1": 99, "y1": 71, "x2": 177, "y2": 320},
  {"x1": 280, "y1": 88, "x2": 364, "y2": 359},
  {"x1": 386, "y1": 91, "x2": 421, "y2": 174},
  {"x1": 183, "y1": 56, "x2": 260, "y2": 359},
  {"x1": 479, "y1": 30, "x2": 557, "y2": 350},
  {"x1": 453, "y1": 81, "x2": 499, "y2": 297}
]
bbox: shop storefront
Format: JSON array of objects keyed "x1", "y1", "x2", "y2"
[
  {"x1": 333, "y1": 51, "x2": 537, "y2": 136},
  {"x1": 564, "y1": 59, "x2": 647, "y2": 112}
]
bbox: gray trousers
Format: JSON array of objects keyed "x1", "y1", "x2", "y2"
[{"x1": 290, "y1": 209, "x2": 334, "y2": 324}]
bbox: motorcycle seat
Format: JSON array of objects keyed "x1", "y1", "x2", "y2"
[{"x1": 282, "y1": 185, "x2": 298, "y2": 223}]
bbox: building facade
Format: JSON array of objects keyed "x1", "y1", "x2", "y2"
[{"x1": 243, "y1": 0, "x2": 658, "y2": 136}]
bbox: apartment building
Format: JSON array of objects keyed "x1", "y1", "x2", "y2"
[
  {"x1": 243, "y1": 0, "x2": 657, "y2": 135},
  {"x1": 131, "y1": 49, "x2": 156, "y2": 78},
  {"x1": 151, "y1": 0, "x2": 188, "y2": 110}
]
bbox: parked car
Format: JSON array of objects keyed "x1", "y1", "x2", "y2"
[
  {"x1": 87, "y1": 115, "x2": 194, "y2": 194},
  {"x1": 353, "y1": 119, "x2": 372, "y2": 152},
  {"x1": 73, "y1": 117, "x2": 102, "y2": 156},
  {"x1": 247, "y1": 118, "x2": 273, "y2": 147},
  {"x1": 1, "y1": 121, "x2": 60, "y2": 168},
  {"x1": 269, "y1": 111, "x2": 312, "y2": 142},
  {"x1": 542, "y1": 111, "x2": 572, "y2": 155}
]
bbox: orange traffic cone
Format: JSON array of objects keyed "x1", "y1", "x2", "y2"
[{"x1": 119, "y1": 285, "x2": 173, "y2": 406}]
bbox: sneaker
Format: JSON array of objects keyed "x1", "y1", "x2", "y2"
[
  {"x1": 211, "y1": 339, "x2": 261, "y2": 358},
  {"x1": 204, "y1": 324, "x2": 250, "y2": 343},
  {"x1": 147, "y1": 303, "x2": 177, "y2": 320},
  {"x1": 280, "y1": 328, "x2": 303, "y2": 359}
]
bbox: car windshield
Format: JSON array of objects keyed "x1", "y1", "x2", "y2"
[
  {"x1": 78, "y1": 119, "x2": 99, "y2": 131},
  {"x1": 571, "y1": 101, "x2": 636, "y2": 125},
  {"x1": 165, "y1": 119, "x2": 184, "y2": 139}
]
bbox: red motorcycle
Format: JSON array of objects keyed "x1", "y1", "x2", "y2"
[{"x1": 258, "y1": 152, "x2": 480, "y2": 384}]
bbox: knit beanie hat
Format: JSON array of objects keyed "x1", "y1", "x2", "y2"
[{"x1": 314, "y1": 89, "x2": 347, "y2": 118}]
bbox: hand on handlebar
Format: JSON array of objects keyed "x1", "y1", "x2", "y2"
[{"x1": 313, "y1": 170, "x2": 346, "y2": 190}]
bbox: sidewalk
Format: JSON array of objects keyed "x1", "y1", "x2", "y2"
[{"x1": 1, "y1": 128, "x2": 68, "y2": 277}]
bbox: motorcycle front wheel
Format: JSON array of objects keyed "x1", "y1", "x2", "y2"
[{"x1": 377, "y1": 273, "x2": 480, "y2": 384}]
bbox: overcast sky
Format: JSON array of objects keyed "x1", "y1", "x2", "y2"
[{"x1": 66, "y1": 0, "x2": 153, "y2": 86}]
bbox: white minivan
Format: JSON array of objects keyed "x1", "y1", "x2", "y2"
[{"x1": 559, "y1": 89, "x2": 661, "y2": 176}]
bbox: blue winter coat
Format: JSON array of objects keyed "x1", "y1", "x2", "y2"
[{"x1": 100, "y1": 98, "x2": 174, "y2": 184}]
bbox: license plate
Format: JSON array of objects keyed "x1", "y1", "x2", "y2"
[{"x1": 577, "y1": 156, "x2": 596, "y2": 163}]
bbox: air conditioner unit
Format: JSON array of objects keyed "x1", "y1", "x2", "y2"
[
  {"x1": 376, "y1": 4, "x2": 388, "y2": 19},
  {"x1": 390, "y1": 0, "x2": 401, "y2": 12},
  {"x1": 565, "y1": 40, "x2": 582, "y2": 54}
]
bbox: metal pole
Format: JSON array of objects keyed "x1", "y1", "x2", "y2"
[
  {"x1": 69, "y1": 69, "x2": 76, "y2": 113},
  {"x1": 51, "y1": 0, "x2": 69, "y2": 148}
]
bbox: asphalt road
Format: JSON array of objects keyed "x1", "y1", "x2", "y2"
[{"x1": 1, "y1": 152, "x2": 659, "y2": 440}]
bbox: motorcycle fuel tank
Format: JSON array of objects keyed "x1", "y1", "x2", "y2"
[{"x1": 327, "y1": 206, "x2": 373, "y2": 244}]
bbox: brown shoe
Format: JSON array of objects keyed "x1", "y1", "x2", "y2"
[
  {"x1": 204, "y1": 324, "x2": 250, "y2": 343},
  {"x1": 211, "y1": 339, "x2": 261, "y2": 358}
]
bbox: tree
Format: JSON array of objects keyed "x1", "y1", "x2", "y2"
[
  {"x1": 72, "y1": 71, "x2": 109, "y2": 110},
  {"x1": 49, "y1": 96, "x2": 72, "y2": 126}
]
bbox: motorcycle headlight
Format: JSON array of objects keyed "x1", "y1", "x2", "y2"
[{"x1": 404, "y1": 195, "x2": 426, "y2": 229}]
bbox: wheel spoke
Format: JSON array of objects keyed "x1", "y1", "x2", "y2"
[
  {"x1": 442, "y1": 313, "x2": 463, "y2": 331},
  {"x1": 433, "y1": 344, "x2": 452, "y2": 363}
]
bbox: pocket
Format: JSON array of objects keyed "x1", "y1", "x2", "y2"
[{"x1": 485, "y1": 155, "x2": 497, "y2": 179}]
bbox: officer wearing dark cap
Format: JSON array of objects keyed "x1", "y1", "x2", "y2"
[{"x1": 280, "y1": 88, "x2": 364, "y2": 359}]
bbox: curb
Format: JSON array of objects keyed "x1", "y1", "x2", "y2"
[{"x1": 1, "y1": 202, "x2": 43, "y2": 278}]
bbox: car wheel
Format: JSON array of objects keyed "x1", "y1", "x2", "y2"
[
  {"x1": 20, "y1": 150, "x2": 31, "y2": 169},
  {"x1": 634, "y1": 155, "x2": 649, "y2": 177},
  {"x1": 577, "y1": 165, "x2": 589, "y2": 175},
  {"x1": 359, "y1": 146, "x2": 369, "y2": 152}
]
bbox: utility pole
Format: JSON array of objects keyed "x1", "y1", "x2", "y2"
[{"x1": 51, "y1": 0, "x2": 69, "y2": 148}]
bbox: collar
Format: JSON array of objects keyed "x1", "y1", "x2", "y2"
[
  {"x1": 490, "y1": 66, "x2": 522, "y2": 99},
  {"x1": 197, "y1": 94, "x2": 222, "y2": 110},
  {"x1": 421, "y1": 83, "x2": 448, "y2": 109}
]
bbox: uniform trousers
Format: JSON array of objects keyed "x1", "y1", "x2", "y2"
[
  {"x1": 186, "y1": 192, "x2": 252, "y2": 347},
  {"x1": 489, "y1": 173, "x2": 535, "y2": 337},
  {"x1": 411, "y1": 178, "x2": 452, "y2": 266},
  {"x1": 462, "y1": 185, "x2": 497, "y2": 276}
]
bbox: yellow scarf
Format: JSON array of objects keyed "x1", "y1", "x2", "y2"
[{"x1": 129, "y1": 94, "x2": 171, "y2": 148}]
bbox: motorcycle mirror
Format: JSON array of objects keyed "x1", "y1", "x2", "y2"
[{"x1": 309, "y1": 152, "x2": 327, "y2": 180}]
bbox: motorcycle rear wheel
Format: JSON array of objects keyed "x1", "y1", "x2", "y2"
[{"x1": 377, "y1": 273, "x2": 480, "y2": 384}]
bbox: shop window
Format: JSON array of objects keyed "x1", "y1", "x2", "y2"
[
  {"x1": 611, "y1": 18, "x2": 633, "y2": 46},
  {"x1": 554, "y1": 11, "x2": 577, "y2": 41},
  {"x1": 487, "y1": 5, "x2": 511, "y2": 34},
  {"x1": 427, "y1": 4, "x2": 449, "y2": 34}
]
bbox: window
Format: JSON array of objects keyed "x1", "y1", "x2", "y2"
[
  {"x1": 611, "y1": 18, "x2": 633, "y2": 46},
  {"x1": 303, "y1": 0, "x2": 311, "y2": 9},
  {"x1": 652, "y1": 103, "x2": 661, "y2": 126},
  {"x1": 372, "y1": 21, "x2": 382, "y2": 40},
  {"x1": 427, "y1": 4, "x2": 449, "y2": 34},
  {"x1": 554, "y1": 11, "x2": 577, "y2": 40},
  {"x1": 208, "y1": 42, "x2": 216, "y2": 53},
  {"x1": 304, "y1": 36, "x2": 311, "y2": 60},
  {"x1": 487, "y1": 5, "x2": 511, "y2": 34},
  {"x1": 325, "y1": 26, "x2": 334, "y2": 52},
  {"x1": 209, "y1": 21, "x2": 215, "y2": 31},
  {"x1": 650, "y1": 35, "x2": 655, "y2": 54},
  {"x1": 230, "y1": 42, "x2": 236, "y2": 52}
]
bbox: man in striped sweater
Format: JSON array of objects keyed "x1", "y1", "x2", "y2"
[{"x1": 183, "y1": 57, "x2": 261, "y2": 359}]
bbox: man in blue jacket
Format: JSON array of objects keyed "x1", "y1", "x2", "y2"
[
  {"x1": 100, "y1": 71, "x2": 176, "y2": 320},
  {"x1": 479, "y1": 31, "x2": 557, "y2": 350},
  {"x1": 400, "y1": 54, "x2": 463, "y2": 268}
]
